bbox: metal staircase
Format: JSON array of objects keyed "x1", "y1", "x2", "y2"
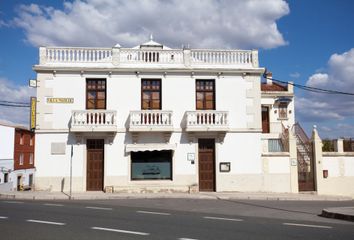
[{"x1": 292, "y1": 123, "x2": 315, "y2": 191}]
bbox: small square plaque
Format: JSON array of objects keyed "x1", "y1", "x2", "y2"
[
  {"x1": 220, "y1": 162, "x2": 231, "y2": 172},
  {"x1": 187, "y1": 153, "x2": 195, "y2": 161}
]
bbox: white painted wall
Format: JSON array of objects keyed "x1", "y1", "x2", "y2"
[
  {"x1": 323, "y1": 156, "x2": 354, "y2": 177},
  {"x1": 218, "y1": 133, "x2": 262, "y2": 174},
  {"x1": 261, "y1": 96, "x2": 295, "y2": 130},
  {"x1": 0, "y1": 159, "x2": 13, "y2": 183},
  {"x1": 267, "y1": 156, "x2": 290, "y2": 174},
  {"x1": 43, "y1": 73, "x2": 251, "y2": 131},
  {"x1": 0, "y1": 125, "x2": 14, "y2": 160},
  {"x1": 35, "y1": 133, "x2": 84, "y2": 177}
]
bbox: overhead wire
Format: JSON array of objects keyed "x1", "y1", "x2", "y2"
[{"x1": 264, "y1": 75, "x2": 354, "y2": 96}]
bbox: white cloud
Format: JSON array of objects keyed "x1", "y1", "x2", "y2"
[
  {"x1": 296, "y1": 48, "x2": 354, "y2": 137},
  {"x1": 306, "y1": 73, "x2": 328, "y2": 87},
  {"x1": 12, "y1": 0, "x2": 289, "y2": 49},
  {"x1": 0, "y1": 78, "x2": 35, "y2": 127}
]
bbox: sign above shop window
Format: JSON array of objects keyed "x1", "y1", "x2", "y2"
[{"x1": 47, "y1": 98, "x2": 74, "y2": 104}]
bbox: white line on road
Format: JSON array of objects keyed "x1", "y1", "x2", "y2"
[
  {"x1": 2, "y1": 201, "x2": 24, "y2": 204},
  {"x1": 44, "y1": 203, "x2": 64, "y2": 207},
  {"x1": 203, "y1": 216, "x2": 243, "y2": 222},
  {"x1": 85, "y1": 206, "x2": 113, "y2": 211},
  {"x1": 26, "y1": 219, "x2": 66, "y2": 226},
  {"x1": 0, "y1": 216, "x2": 8, "y2": 219},
  {"x1": 137, "y1": 210, "x2": 171, "y2": 216},
  {"x1": 91, "y1": 227, "x2": 150, "y2": 236},
  {"x1": 178, "y1": 238, "x2": 199, "y2": 240},
  {"x1": 283, "y1": 222, "x2": 332, "y2": 229}
]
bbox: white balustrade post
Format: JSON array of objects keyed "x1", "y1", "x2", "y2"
[
  {"x1": 112, "y1": 47, "x2": 120, "y2": 66},
  {"x1": 337, "y1": 139, "x2": 344, "y2": 153},
  {"x1": 252, "y1": 49, "x2": 259, "y2": 67},
  {"x1": 183, "y1": 48, "x2": 191, "y2": 67},
  {"x1": 39, "y1": 47, "x2": 47, "y2": 64}
]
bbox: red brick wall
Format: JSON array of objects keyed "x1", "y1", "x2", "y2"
[{"x1": 13, "y1": 129, "x2": 35, "y2": 170}]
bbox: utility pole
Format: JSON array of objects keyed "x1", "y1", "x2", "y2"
[{"x1": 69, "y1": 145, "x2": 73, "y2": 200}]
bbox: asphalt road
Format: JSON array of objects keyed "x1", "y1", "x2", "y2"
[{"x1": 0, "y1": 198, "x2": 353, "y2": 240}]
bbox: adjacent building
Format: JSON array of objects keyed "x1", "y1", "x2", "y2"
[
  {"x1": 33, "y1": 38, "x2": 300, "y2": 193},
  {"x1": 0, "y1": 123, "x2": 35, "y2": 191}
]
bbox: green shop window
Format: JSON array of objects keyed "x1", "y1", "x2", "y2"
[{"x1": 131, "y1": 150, "x2": 172, "y2": 180}]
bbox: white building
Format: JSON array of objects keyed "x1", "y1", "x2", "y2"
[
  {"x1": 0, "y1": 123, "x2": 36, "y2": 191},
  {"x1": 33, "y1": 38, "x2": 299, "y2": 193}
]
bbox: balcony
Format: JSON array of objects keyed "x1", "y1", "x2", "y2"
[
  {"x1": 70, "y1": 110, "x2": 117, "y2": 132},
  {"x1": 129, "y1": 110, "x2": 173, "y2": 132},
  {"x1": 185, "y1": 111, "x2": 229, "y2": 132}
]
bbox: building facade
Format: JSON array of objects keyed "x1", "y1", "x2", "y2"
[
  {"x1": 33, "y1": 39, "x2": 297, "y2": 193},
  {"x1": 0, "y1": 124, "x2": 35, "y2": 191}
]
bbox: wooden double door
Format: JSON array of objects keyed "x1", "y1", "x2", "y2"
[
  {"x1": 198, "y1": 139, "x2": 216, "y2": 192},
  {"x1": 86, "y1": 139, "x2": 104, "y2": 191}
]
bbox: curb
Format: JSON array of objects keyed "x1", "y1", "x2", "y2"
[
  {"x1": 321, "y1": 208, "x2": 354, "y2": 222},
  {"x1": 1, "y1": 192, "x2": 352, "y2": 201}
]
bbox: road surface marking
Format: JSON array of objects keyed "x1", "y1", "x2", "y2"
[
  {"x1": 27, "y1": 219, "x2": 66, "y2": 225},
  {"x1": 44, "y1": 203, "x2": 64, "y2": 207},
  {"x1": 86, "y1": 206, "x2": 113, "y2": 211},
  {"x1": 2, "y1": 201, "x2": 24, "y2": 204},
  {"x1": 0, "y1": 216, "x2": 8, "y2": 219},
  {"x1": 178, "y1": 238, "x2": 199, "y2": 240},
  {"x1": 91, "y1": 227, "x2": 150, "y2": 236},
  {"x1": 137, "y1": 210, "x2": 171, "y2": 216},
  {"x1": 283, "y1": 223, "x2": 332, "y2": 229},
  {"x1": 203, "y1": 216, "x2": 243, "y2": 222}
]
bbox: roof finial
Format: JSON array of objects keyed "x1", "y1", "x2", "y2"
[{"x1": 150, "y1": 33, "x2": 153, "y2": 41}]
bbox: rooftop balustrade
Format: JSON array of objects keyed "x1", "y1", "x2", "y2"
[{"x1": 38, "y1": 47, "x2": 259, "y2": 68}]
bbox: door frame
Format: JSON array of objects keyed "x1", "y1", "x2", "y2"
[
  {"x1": 198, "y1": 138, "x2": 216, "y2": 192},
  {"x1": 86, "y1": 139, "x2": 105, "y2": 191}
]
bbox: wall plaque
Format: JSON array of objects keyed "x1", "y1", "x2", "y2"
[{"x1": 47, "y1": 98, "x2": 74, "y2": 104}]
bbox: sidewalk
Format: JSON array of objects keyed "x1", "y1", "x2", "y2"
[
  {"x1": 0, "y1": 190, "x2": 352, "y2": 201},
  {"x1": 321, "y1": 207, "x2": 354, "y2": 222}
]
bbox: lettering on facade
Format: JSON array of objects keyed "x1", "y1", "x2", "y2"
[
  {"x1": 30, "y1": 97, "x2": 36, "y2": 130},
  {"x1": 47, "y1": 98, "x2": 74, "y2": 104}
]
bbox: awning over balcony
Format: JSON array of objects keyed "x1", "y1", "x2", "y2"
[
  {"x1": 275, "y1": 97, "x2": 292, "y2": 104},
  {"x1": 125, "y1": 143, "x2": 176, "y2": 152}
]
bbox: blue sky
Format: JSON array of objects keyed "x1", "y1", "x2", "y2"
[{"x1": 0, "y1": 0, "x2": 354, "y2": 138}]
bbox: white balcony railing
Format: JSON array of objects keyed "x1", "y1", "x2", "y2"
[
  {"x1": 129, "y1": 110, "x2": 173, "y2": 132},
  {"x1": 42, "y1": 47, "x2": 113, "y2": 63},
  {"x1": 185, "y1": 111, "x2": 229, "y2": 132},
  {"x1": 70, "y1": 110, "x2": 117, "y2": 132},
  {"x1": 39, "y1": 47, "x2": 259, "y2": 67}
]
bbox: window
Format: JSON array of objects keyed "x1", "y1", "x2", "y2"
[
  {"x1": 4, "y1": 173, "x2": 8, "y2": 183},
  {"x1": 268, "y1": 139, "x2": 284, "y2": 152},
  {"x1": 196, "y1": 80, "x2": 215, "y2": 110},
  {"x1": 141, "y1": 79, "x2": 161, "y2": 110},
  {"x1": 29, "y1": 153, "x2": 34, "y2": 165},
  {"x1": 278, "y1": 103, "x2": 288, "y2": 119},
  {"x1": 262, "y1": 106, "x2": 270, "y2": 133},
  {"x1": 86, "y1": 79, "x2": 106, "y2": 109},
  {"x1": 30, "y1": 135, "x2": 34, "y2": 146},
  {"x1": 20, "y1": 133, "x2": 24, "y2": 145},
  {"x1": 131, "y1": 150, "x2": 172, "y2": 180},
  {"x1": 19, "y1": 153, "x2": 24, "y2": 165},
  {"x1": 29, "y1": 174, "x2": 33, "y2": 186}
]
